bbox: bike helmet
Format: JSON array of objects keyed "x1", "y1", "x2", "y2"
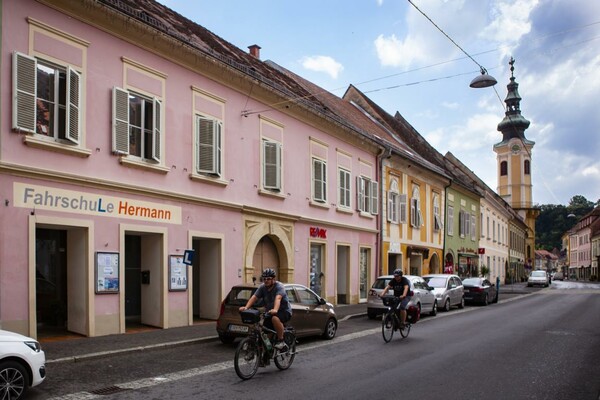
[
  {"x1": 261, "y1": 268, "x2": 276, "y2": 278},
  {"x1": 393, "y1": 268, "x2": 403, "y2": 277}
]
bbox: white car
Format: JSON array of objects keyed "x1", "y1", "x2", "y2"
[
  {"x1": 367, "y1": 275, "x2": 438, "y2": 319},
  {"x1": 527, "y1": 270, "x2": 549, "y2": 287},
  {"x1": 0, "y1": 330, "x2": 46, "y2": 399}
]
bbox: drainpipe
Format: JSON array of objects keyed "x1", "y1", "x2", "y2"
[{"x1": 377, "y1": 146, "x2": 392, "y2": 276}]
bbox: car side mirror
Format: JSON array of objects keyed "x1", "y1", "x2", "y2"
[
  {"x1": 318, "y1": 297, "x2": 326, "y2": 305},
  {"x1": 427, "y1": 286, "x2": 434, "y2": 291}
]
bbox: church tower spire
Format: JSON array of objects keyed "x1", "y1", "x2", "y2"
[{"x1": 493, "y1": 57, "x2": 539, "y2": 269}]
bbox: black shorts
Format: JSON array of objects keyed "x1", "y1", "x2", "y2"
[{"x1": 264, "y1": 310, "x2": 291, "y2": 329}]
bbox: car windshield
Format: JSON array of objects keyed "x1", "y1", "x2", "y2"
[
  {"x1": 225, "y1": 288, "x2": 257, "y2": 306},
  {"x1": 371, "y1": 278, "x2": 391, "y2": 289},
  {"x1": 531, "y1": 271, "x2": 546, "y2": 277},
  {"x1": 424, "y1": 277, "x2": 447, "y2": 288},
  {"x1": 462, "y1": 278, "x2": 481, "y2": 285}
]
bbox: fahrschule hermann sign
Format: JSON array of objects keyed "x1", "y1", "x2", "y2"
[{"x1": 13, "y1": 182, "x2": 181, "y2": 224}]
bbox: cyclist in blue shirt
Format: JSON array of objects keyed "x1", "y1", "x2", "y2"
[
  {"x1": 380, "y1": 269, "x2": 411, "y2": 328},
  {"x1": 240, "y1": 268, "x2": 292, "y2": 350}
]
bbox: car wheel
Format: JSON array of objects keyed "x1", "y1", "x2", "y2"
[
  {"x1": 218, "y1": 333, "x2": 235, "y2": 345},
  {"x1": 458, "y1": 297, "x2": 465, "y2": 309},
  {"x1": 443, "y1": 298, "x2": 451, "y2": 312},
  {"x1": 429, "y1": 300, "x2": 437, "y2": 316},
  {"x1": 482, "y1": 294, "x2": 489, "y2": 306},
  {"x1": 322, "y1": 318, "x2": 337, "y2": 340},
  {"x1": 0, "y1": 360, "x2": 28, "y2": 400}
]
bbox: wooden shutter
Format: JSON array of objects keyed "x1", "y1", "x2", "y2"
[
  {"x1": 152, "y1": 98, "x2": 161, "y2": 162},
  {"x1": 12, "y1": 52, "x2": 37, "y2": 133},
  {"x1": 370, "y1": 180, "x2": 378, "y2": 215},
  {"x1": 356, "y1": 176, "x2": 365, "y2": 211},
  {"x1": 399, "y1": 194, "x2": 407, "y2": 223},
  {"x1": 65, "y1": 66, "x2": 80, "y2": 144},
  {"x1": 263, "y1": 141, "x2": 281, "y2": 190},
  {"x1": 112, "y1": 87, "x2": 129, "y2": 154}
]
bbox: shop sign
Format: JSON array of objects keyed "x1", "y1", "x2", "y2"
[
  {"x1": 310, "y1": 227, "x2": 327, "y2": 239},
  {"x1": 14, "y1": 182, "x2": 181, "y2": 224}
]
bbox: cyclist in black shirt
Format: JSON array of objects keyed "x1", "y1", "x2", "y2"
[{"x1": 380, "y1": 269, "x2": 411, "y2": 328}]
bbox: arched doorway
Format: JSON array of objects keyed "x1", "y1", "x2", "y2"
[
  {"x1": 252, "y1": 236, "x2": 280, "y2": 278},
  {"x1": 444, "y1": 252, "x2": 454, "y2": 274},
  {"x1": 429, "y1": 252, "x2": 440, "y2": 274}
]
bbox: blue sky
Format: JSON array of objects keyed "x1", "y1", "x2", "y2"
[{"x1": 158, "y1": 0, "x2": 600, "y2": 206}]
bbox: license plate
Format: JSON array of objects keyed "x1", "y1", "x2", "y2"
[
  {"x1": 228, "y1": 324, "x2": 249, "y2": 333},
  {"x1": 464, "y1": 289, "x2": 470, "y2": 292}
]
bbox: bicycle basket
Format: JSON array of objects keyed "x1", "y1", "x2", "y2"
[
  {"x1": 381, "y1": 295, "x2": 398, "y2": 307},
  {"x1": 240, "y1": 309, "x2": 260, "y2": 324}
]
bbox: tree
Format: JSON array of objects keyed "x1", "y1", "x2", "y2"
[{"x1": 535, "y1": 195, "x2": 595, "y2": 251}]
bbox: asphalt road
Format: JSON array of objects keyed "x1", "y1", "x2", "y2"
[{"x1": 30, "y1": 282, "x2": 600, "y2": 400}]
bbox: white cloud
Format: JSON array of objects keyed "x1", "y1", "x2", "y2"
[
  {"x1": 482, "y1": 0, "x2": 539, "y2": 43},
  {"x1": 300, "y1": 56, "x2": 344, "y2": 79},
  {"x1": 374, "y1": 34, "x2": 425, "y2": 68}
]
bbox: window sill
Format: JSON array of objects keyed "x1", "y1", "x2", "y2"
[
  {"x1": 24, "y1": 136, "x2": 92, "y2": 158},
  {"x1": 359, "y1": 211, "x2": 374, "y2": 219},
  {"x1": 189, "y1": 173, "x2": 228, "y2": 187},
  {"x1": 119, "y1": 157, "x2": 170, "y2": 174},
  {"x1": 336, "y1": 207, "x2": 353, "y2": 215},
  {"x1": 310, "y1": 200, "x2": 329, "y2": 209},
  {"x1": 258, "y1": 189, "x2": 286, "y2": 200}
]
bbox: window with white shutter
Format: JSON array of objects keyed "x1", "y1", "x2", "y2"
[
  {"x1": 312, "y1": 158, "x2": 327, "y2": 203},
  {"x1": 338, "y1": 168, "x2": 351, "y2": 209},
  {"x1": 196, "y1": 115, "x2": 222, "y2": 176},
  {"x1": 112, "y1": 87, "x2": 162, "y2": 163},
  {"x1": 13, "y1": 52, "x2": 81, "y2": 144},
  {"x1": 263, "y1": 139, "x2": 281, "y2": 191},
  {"x1": 448, "y1": 205, "x2": 454, "y2": 236}
]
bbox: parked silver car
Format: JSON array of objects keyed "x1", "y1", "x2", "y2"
[
  {"x1": 422, "y1": 274, "x2": 465, "y2": 311},
  {"x1": 367, "y1": 275, "x2": 437, "y2": 319}
]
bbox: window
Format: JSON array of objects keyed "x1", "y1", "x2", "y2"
[
  {"x1": 459, "y1": 210, "x2": 471, "y2": 238},
  {"x1": 471, "y1": 213, "x2": 476, "y2": 240},
  {"x1": 433, "y1": 194, "x2": 442, "y2": 231},
  {"x1": 312, "y1": 158, "x2": 327, "y2": 203},
  {"x1": 338, "y1": 168, "x2": 351, "y2": 209},
  {"x1": 13, "y1": 52, "x2": 80, "y2": 144},
  {"x1": 399, "y1": 194, "x2": 407, "y2": 224},
  {"x1": 196, "y1": 115, "x2": 222, "y2": 176},
  {"x1": 500, "y1": 161, "x2": 508, "y2": 176},
  {"x1": 356, "y1": 176, "x2": 378, "y2": 215},
  {"x1": 387, "y1": 180, "x2": 399, "y2": 223},
  {"x1": 410, "y1": 187, "x2": 423, "y2": 228},
  {"x1": 262, "y1": 139, "x2": 282, "y2": 191},
  {"x1": 113, "y1": 87, "x2": 161, "y2": 162},
  {"x1": 524, "y1": 159, "x2": 531, "y2": 175},
  {"x1": 447, "y1": 205, "x2": 454, "y2": 236}
]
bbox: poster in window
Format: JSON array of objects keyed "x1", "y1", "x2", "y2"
[
  {"x1": 95, "y1": 252, "x2": 119, "y2": 293},
  {"x1": 169, "y1": 255, "x2": 188, "y2": 291}
]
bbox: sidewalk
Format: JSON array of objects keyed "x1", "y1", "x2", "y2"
[{"x1": 42, "y1": 303, "x2": 368, "y2": 364}]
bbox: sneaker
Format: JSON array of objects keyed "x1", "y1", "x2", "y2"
[{"x1": 274, "y1": 340, "x2": 288, "y2": 351}]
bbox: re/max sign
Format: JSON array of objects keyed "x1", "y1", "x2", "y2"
[{"x1": 310, "y1": 227, "x2": 327, "y2": 239}]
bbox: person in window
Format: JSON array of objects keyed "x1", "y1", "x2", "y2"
[
  {"x1": 380, "y1": 268, "x2": 411, "y2": 328},
  {"x1": 240, "y1": 268, "x2": 292, "y2": 350}
]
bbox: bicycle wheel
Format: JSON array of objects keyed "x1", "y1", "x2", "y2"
[
  {"x1": 234, "y1": 337, "x2": 260, "y2": 380},
  {"x1": 274, "y1": 331, "x2": 296, "y2": 370},
  {"x1": 382, "y1": 312, "x2": 395, "y2": 343},
  {"x1": 399, "y1": 323, "x2": 411, "y2": 338}
]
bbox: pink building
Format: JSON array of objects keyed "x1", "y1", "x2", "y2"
[{"x1": 1, "y1": 0, "x2": 383, "y2": 338}]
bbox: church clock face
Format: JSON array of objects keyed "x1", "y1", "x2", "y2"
[{"x1": 511, "y1": 144, "x2": 521, "y2": 154}]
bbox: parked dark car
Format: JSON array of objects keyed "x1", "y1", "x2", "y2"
[
  {"x1": 216, "y1": 283, "x2": 337, "y2": 344},
  {"x1": 462, "y1": 277, "x2": 498, "y2": 305}
]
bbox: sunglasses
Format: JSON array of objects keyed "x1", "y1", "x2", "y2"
[{"x1": 263, "y1": 277, "x2": 274, "y2": 281}]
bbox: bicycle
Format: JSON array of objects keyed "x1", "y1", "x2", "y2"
[
  {"x1": 234, "y1": 308, "x2": 297, "y2": 380},
  {"x1": 380, "y1": 295, "x2": 411, "y2": 342}
]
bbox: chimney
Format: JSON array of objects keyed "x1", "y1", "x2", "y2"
[{"x1": 248, "y1": 44, "x2": 261, "y2": 59}]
